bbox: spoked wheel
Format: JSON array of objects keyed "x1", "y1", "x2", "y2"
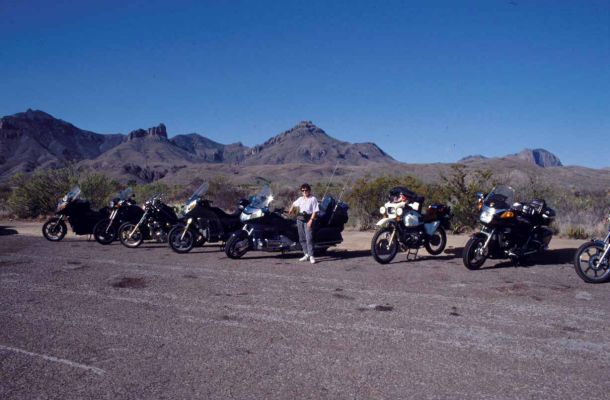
[
  {"x1": 93, "y1": 219, "x2": 116, "y2": 245},
  {"x1": 424, "y1": 227, "x2": 447, "y2": 255},
  {"x1": 42, "y1": 218, "x2": 67, "y2": 241},
  {"x1": 574, "y1": 242, "x2": 610, "y2": 283},
  {"x1": 371, "y1": 227, "x2": 398, "y2": 264},
  {"x1": 463, "y1": 237, "x2": 488, "y2": 270},
  {"x1": 168, "y1": 226, "x2": 197, "y2": 253},
  {"x1": 118, "y1": 222, "x2": 143, "y2": 248},
  {"x1": 225, "y1": 235, "x2": 250, "y2": 259}
]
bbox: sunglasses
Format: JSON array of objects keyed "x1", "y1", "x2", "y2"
[{"x1": 301, "y1": 189, "x2": 310, "y2": 192}]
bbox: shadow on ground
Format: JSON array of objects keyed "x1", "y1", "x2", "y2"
[{"x1": 0, "y1": 226, "x2": 18, "y2": 236}]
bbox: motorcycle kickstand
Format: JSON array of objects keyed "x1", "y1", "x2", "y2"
[{"x1": 406, "y1": 248, "x2": 419, "y2": 261}]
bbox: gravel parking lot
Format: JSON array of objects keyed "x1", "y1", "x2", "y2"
[{"x1": 1, "y1": 222, "x2": 609, "y2": 399}]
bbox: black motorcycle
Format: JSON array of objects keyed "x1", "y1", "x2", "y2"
[
  {"x1": 463, "y1": 185, "x2": 555, "y2": 269},
  {"x1": 573, "y1": 212, "x2": 610, "y2": 283},
  {"x1": 371, "y1": 186, "x2": 452, "y2": 264},
  {"x1": 225, "y1": 186, "x2": 349, "y2": 259},
  {"x1": 117, "y1": 194, "x2": 179, "y2": 248},
  {"x1": 168, "y1": 183, "x2": 248, "y2": 253},
  {"x1": 92, "y1": 188, "x2": 143, "y2": 245},
  {"x1": 42, "y1": 186, "x2": 109, "y2": 241}
]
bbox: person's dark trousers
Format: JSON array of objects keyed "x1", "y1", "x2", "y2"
[{"x1": 297, "y1": 219, "x2": 314, "y2": 256}]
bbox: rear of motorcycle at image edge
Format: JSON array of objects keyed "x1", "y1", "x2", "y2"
[
  {"x1": 42, "y1": 186, "x2": 110, "y2": 241},
  {"x1": 573, "y1": 212, "x2": 610, "y2": 283},
  {"x1": 167, "y1": 183, "x2": 249, "y2": 253},
  {"x1": 224, "y1": 186, "x2": 349, "y2": 259},
  {"x1": 371, "y1": 186, "x2": 452, "y2": 264},
  {"x1": 92, "y1": 188, "x2": 143, "y2": 245},
  {"x1": 463, "y1": 185, "x2": 555, "y2": 270},
  {"x1": 117, "y1": 194, "x2": 179, "y2": 248}
]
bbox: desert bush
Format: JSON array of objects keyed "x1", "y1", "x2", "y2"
[
  {"x1": 7, "y1": 167, "x2": 79, "y2": 218},
  {"x1": 563, "y1": 225, "x2": 589, "y2": 240},
  {"x1": 439, "y1": 165, "x2": 495, "y2": 233},
  {"x1": 345, "y1": 175, "x2": 433, "y2": 230},
  {"x1": 207, "y1": 176, "x2": 248, "y2": 212},
  {"x1": 133, "y1": 181, "x2": 174, "y2": 205},
  {"x1": 79, "y1": 173, "x2": 119, "y2": 209}
]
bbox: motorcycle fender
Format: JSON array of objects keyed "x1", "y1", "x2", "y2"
[
  {"x1": 471, "y1": 231, "x2": 490, "y2": 240},
  {"x1": 376, "y1": 218, "x2": 396, "y2": 228},
  {"x1": 590, "y1": 239, "x2": 607, "y2": 248},
  {"x1": 230, "y1": 230, "x2": 249, "y2": 240},
  {"x1": 424, "y1": 221, "x2": 440, "y2": 236}
]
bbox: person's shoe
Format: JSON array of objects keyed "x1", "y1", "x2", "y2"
[
  {"x1": 299, "y1": 255, "x2": 309, "y2": 262},
  {"x1": 309, "y1": 256, "x2": 316, "y2": 264}
]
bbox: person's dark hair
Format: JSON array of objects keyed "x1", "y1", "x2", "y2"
[{"x1": 300, "y1": 183, "x2": 311, "y2": 192}]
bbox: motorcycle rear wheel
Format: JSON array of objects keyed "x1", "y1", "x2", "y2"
[
  {"x1": 424, "y1": 227, "x2": 447, "y2": 255},
  {"x1": 574, "y1": 242, "x2": 610, "y2": 283},
  {"x1": 93, "y1": 219, "x2": 116, "y2": 245},
  {"x1": 225, "y1": 235, "x2": 249, "y2": 259},
  {"x1": 371, "y1": 227, "x2": 398, "y2": 264},
  {"x1": 118, "y1": 223, "x2": 143, "y2": 248},
  {"x1": 42, "y1": 218, "x2": 67, "y2": 241},
  {"x1": 463, "y1": 237, "x2": 487, "y2": 270},
  {"x1": 168, "y1": 226, "x2": 195, "y2": 254}
]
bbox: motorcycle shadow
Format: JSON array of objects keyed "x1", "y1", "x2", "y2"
[
  {"x1": 481, "y1": 248, "x2": 576, "y2": 270},
  {"x1": 0, "y1": 225, "x2": 18, "y2": 236}
]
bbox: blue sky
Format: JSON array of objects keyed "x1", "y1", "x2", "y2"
[{"x1": 1, "y1": 0, "x2": 608, "y2": 167}]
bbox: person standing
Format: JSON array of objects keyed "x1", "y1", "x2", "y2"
[{"x1": 289, "y1": 183, "x2": 319, "y2": 264}]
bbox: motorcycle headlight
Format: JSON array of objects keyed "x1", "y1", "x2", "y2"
[
  {"x1": 379, "y1": 206, "x2": 386, "y2": 215},
  {"x1": 480, "y1": 210, "x2": 493, "y2": 223},
  {"x1": 396, "y1": 207, "x2": 404, "y2": 216},
  {"x1": 185, "y1": 200, "x2": 197, "y2": 213}
]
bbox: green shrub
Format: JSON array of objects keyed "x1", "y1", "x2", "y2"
[
  {"x1": 80, "y1": 173, "x2": 119, "y2": 209},
  {"x1": 564, "y1": 225, "x2": 589, "y2": 240},
  {"x1": 439, "y1": 165, "x2": 495, "y2": 233},
  {"x1": 7, "y1": 167, "x2": 79, "y2": 218}
]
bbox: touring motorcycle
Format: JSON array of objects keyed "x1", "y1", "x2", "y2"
[
  {"x1": 42, "y1": 186, "x2": 109, "y2": 241},
  {"x1": 92, "y1": 188, "x2": 143, "y2": 245},
  {"x1": 167, "y1": 183, "x2": 248, "y2": 253},
  {"x1": 462, "y1": 185, "x2": 555, "y2": 269},
  {"x1": 573, "y1": 212, "x2": 610, "y2": 283},
  {"x1": 370, "y1": 186, "x2": 452, "y2": 264},
  {"x1": 224, "y1": 186, "x2": 349, "y2": 259},
  {"x1": 117, "y1": 194, "x2": 179, "y2": 248}
]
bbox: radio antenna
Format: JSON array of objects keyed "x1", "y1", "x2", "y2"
[{"x1": 322, "y1": 162, "x2": 340, "y2": 199}]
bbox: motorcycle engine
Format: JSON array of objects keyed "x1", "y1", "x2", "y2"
[{"x1": 149, "y1": 221, "x2": 167, "y2": 243}]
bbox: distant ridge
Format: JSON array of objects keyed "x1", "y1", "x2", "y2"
[{"x1": 459, "y1": 148, "x2": 562, "y2": 168}]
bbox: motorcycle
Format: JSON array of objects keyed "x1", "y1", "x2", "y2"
[
  {"x1": 462, "y1": 185, "x2": 555, "y2": 269},
  {"x1": 42, "y1": 186, "x2": 109, "y2": 241},
  {"x1": 573, "y1": 212, "x2": 610, "y2": 283},
  {"x1": 117, "y1": 194, "x2": 179, "y2": 248},
  {"x1": 370, "y1": 186, "x2": 452, "y2": 264},
  {"x1": 92, "y1": 188, "x2": 143, "y2": 245},
  {"x1": 224, "y1": 186, "x2": 349, "y2": 259},
  {"x1": 167, "y1": 183, "x2": 248, "y2": 253}
]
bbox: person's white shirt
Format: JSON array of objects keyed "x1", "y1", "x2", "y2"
[{"x1": 292, "y1": 196, "x2": 319, "y2": 214}]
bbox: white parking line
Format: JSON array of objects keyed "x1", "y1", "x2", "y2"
[{"x1": 0, "y1": 344, "x2": 105, "y2": 376}]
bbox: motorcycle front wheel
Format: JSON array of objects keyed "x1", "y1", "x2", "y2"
[
  {"x1": 168, "y1": 226, "x2": 195, "y2": 254},
  {"x1": 574, "y1": 242, "x2": 610, "y2": 283},
  {"x1": 93, "y1": 219, "x2": 116, "y2": 245},
  {"x1": 463, "y1": 237, "x2": 487, "y2": 270},
  {"x1": 42, "y1": 218, "x2": 67, "y2": 241},
  {"x1": 118, "y1": 222, "x2": 143, "y2": 248},
  {"x1": 371, "y1": 227, "x2": 398, "y2": 264},
  {"x1": 424, "y1": 227, "x2": 447, "y2": 255},
  {"x1": 225, "y1": 235, "x2": 250, "y2": 259}
]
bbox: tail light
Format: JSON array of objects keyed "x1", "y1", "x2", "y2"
[{"x1": 500, "y1": 211, "x2": 515, "y2": 219}]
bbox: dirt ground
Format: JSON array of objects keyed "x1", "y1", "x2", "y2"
[{"x1": 1, "y1": 220, "x2": 608, "y2": 399}]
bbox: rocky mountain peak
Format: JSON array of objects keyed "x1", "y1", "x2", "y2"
[
  {"x1": 261, "y1": 121, "x2": 329, "y2": 147},
  {"x1": 515, "y1": 148, "x2": 562, "y2": 167},
  {"x1": 127, "y1": 123, "x2": 168, "y2": 141}
]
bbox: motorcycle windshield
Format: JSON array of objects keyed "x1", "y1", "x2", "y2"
[
  {"x1": 484, "y1": 185, "x2": 515, "y2": 210},
  {"x1": 186, "y1": 182, "x2": 209, "y2": 204},
  {"x1": 118, "y1": 187, "x2": 134, "y2": 201},
  {"x1": 64, "y1": 186, "x2": 81, "y2": 202},
  {"x1": 249, "y1": 185, "x2": 272, "y2": 209}
]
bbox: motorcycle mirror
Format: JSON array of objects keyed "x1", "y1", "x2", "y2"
[{"x1": 476, "y1": 192, "x2": 484, "y2": 200}]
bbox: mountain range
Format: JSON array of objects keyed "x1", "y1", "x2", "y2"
[{"x1": 1, "y1": 109, "x2": 609, "y2": 190}]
